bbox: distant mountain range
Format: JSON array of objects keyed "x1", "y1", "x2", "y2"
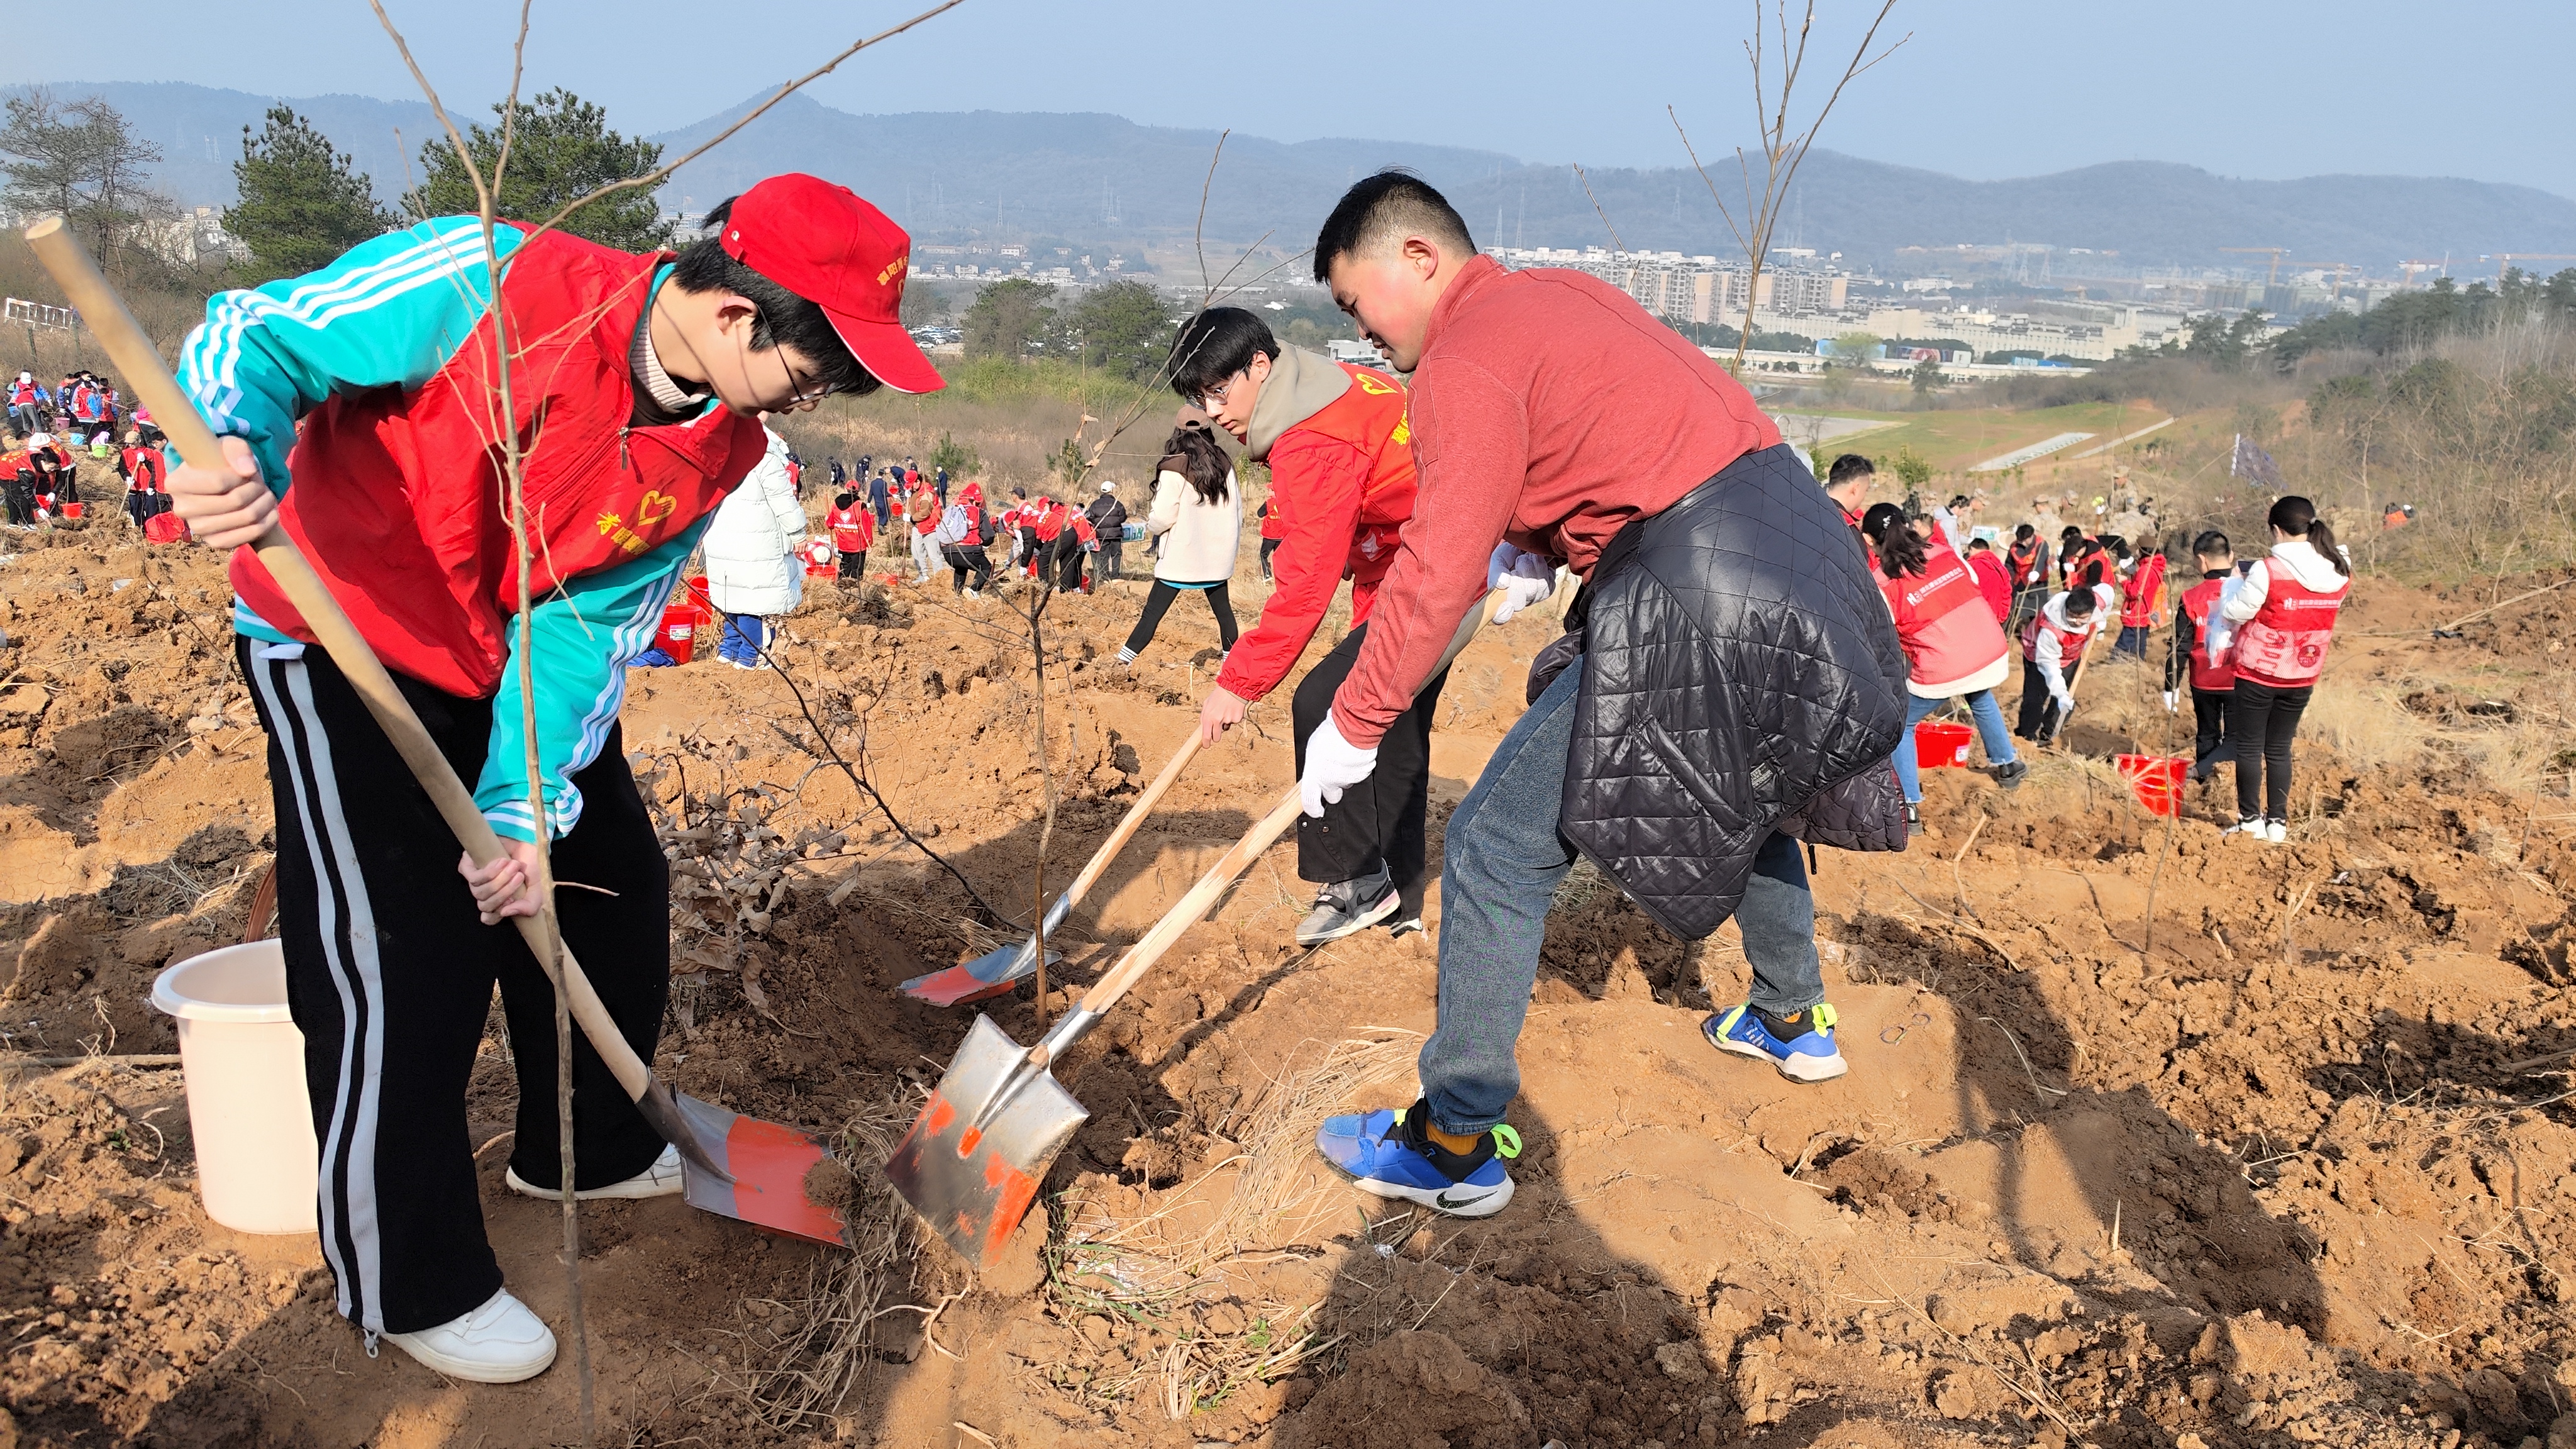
[{"x1": 13, "y1": 81, "x2": 2575, "y2": 273}]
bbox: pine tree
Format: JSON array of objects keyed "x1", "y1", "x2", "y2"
[
  {"x1": 413, "y1": 90, "x2": 669, "y2": 252},
  {"x1": 223, "y1": 106, "x2": 398, "y2": 284}
]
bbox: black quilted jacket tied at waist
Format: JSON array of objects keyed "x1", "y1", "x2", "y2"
[{"x1": 1554, "y1": 443, "x2": 1910, "y2": 940}]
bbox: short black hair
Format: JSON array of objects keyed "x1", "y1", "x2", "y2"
[
  {"x1": 1966, "y1": 538, "x2": 1991, "y2": 552},
  {"x1": 2064, "y1": 587, "x2": 2097, "y2": 615},
  {"x1": 2192, "y1": 530, "x2": 2231, "y2": 558},
  {"x1": 1948, "y1": 494, "x2": 1971, "y2": 509},
  {"x1": 2013, "y1": 523, "x2": 2035, "y2": 541},
  {"x1": 669, "y1": 196, "x2": 881, "y2": 399},
  {"x1": 834, "y1": 490, "x2": 857, "y2": 509},
  {"x1": 1169, "y1": 308, "x2": 1277, "y2": 401},
  {"x1": 1826, "y1": 453, "x2": 1874, "y2": 487},
  {"x1": 1313, "y1": 170, "x2": 1476, "y2": 284}
]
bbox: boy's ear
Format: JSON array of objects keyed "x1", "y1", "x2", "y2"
[{"x1": 709, "y1": 292, "x2": 761, "y2": 338}]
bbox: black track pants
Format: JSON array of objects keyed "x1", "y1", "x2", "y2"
[
  {"x1": 1290, "y1": 621, "x2": 1449, "y2": 911},
  {"x1": 243, "y1": 637, "x2": 672, "y2": 1336},
  {"x1": 2228, "y1": 677, "x2": 2312, "y2": 822}
]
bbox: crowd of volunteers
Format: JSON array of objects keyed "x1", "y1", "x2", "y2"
[{"x1": 60, "y1": 162, "x2": 2349, "y2": 1389}]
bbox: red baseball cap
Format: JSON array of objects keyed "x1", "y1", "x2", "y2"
[{"x1": 718, "y1": 174, "x2": 944, "y2": 396}]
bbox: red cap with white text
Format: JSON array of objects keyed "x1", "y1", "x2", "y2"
[{"x1": 718, "y1": 174, "x2": 944, "y2": 396}]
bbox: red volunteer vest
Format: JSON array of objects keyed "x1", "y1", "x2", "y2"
[
  {"x1": 826, "y1": 505, "x2": 870, "y2": 553},
  {"x1": 2007, "y1": 540, "x2": 2046, "y2": 589},
  {"x1": 2120, "y1": 552, "x2": 2166, "y2": 627},
  {"x1": 2019, "y1": 606, "x2": 2096, "y2": 663},
  {"x1": 1884, "y1": 550, "x2": 1985, "y2": 630},
  {"x1": 2231, "y1": 566, "x2": 2347, "y2": 687},
  {"x1": 2177, "y1": 578, "x2": 2235, "y2": 692}
]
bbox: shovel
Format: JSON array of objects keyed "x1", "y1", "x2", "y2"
[
  {"x1": 901, "y1": 731, "x2": 1205, "y2": 1007},
  {"x1": 27, "y1": 216, "x2": 848, "y2": 1248},
  {"x1": 889, "y1": 590, "x2": 1505, "y2": 1269}
]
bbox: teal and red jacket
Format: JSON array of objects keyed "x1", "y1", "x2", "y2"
[{"x1": 175, "y1": 217, "x2": 768, "y2": 842}]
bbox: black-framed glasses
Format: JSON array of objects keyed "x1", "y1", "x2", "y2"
[{"x1": 750, "y1": 306, "x2": 832, "y2": 411}]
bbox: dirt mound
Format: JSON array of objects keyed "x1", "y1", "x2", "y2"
[{"x1": 0, "y1": 529, "x2": 2568, "y2": 1449}]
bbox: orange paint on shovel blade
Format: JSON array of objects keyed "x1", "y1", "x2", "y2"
[
  {"x1": 721, "y1": 1116, "x2": 848, "y2": 1246},
  {"x1": 981, "y1": 1157, "x2": 1040, "y2": 1257}
]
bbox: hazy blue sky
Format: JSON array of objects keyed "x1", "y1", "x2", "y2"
[{"x1": 12, "y1": 0, "x2": 2575, "y2": 197}]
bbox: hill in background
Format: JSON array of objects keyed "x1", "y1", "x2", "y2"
[{"x1": 12, "y1": 81, "x2": 2573, "y2": 270}]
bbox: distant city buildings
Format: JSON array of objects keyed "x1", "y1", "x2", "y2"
[{"x1": 1484, "y1": 246, "x2": 1850, "y2": 325}]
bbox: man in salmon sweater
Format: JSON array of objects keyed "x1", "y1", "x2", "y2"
[
  {"x1": 1301, "y1": 174, "x2": 1905, "y2": 1219},
  {"x1": 1173, "y1": 306, "x2": 1433, "y2": 941},
  {"x1": 162, "y1": 176, "x2": 942, "y2": 1381}
]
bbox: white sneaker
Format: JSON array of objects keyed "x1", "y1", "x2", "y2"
[
  {"x1": 382, "y1": 1289, "x2": 557, "y2": 1383},
  {"x1": 2263, "y1": 819, "x2": 2288, "y2": 845},
  {"x1": 2222, "y1": 817, "x2": 2267, "y2": 838},
  {"x1": 505, "y1": 1143, "x2": 683, "y2": 1202},
  {"x1": 962, "y1": 587, "x2": 980, "y2": 599}
]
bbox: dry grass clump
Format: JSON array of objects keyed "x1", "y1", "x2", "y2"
[{"x1": 699, "y1": 1092, "x2": 947, "y2": 1435}]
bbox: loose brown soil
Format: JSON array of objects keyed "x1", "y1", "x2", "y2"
[{"x1": 0, "y1": 470, "x2": 2570, "y2": 1448}]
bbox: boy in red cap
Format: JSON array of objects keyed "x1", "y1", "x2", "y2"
[{"x1": 161, "y1": 174, "x2": 940, "y2": 1383}]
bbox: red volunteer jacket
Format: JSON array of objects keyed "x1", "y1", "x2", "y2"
[
  {"x1": 231, "y1": 230, "x2": 768, "y2": 697},
  {"x1": 826, "y1": 503, "x2": 873, "y2": 553},
  {"x1": 2231, "y1": 569, "x2": 2348, "y2": 688},
  {"x1": 1965, "y1": 549, "x2": 2011, "y2": 623},
  {"x1": 1031, "y1": 498, "x2": 1068, "y2": 542},
  {"x1": 1877, "y1": 541, "x2": 2009, "y2": 691},
  {"x1": 1218, "y1": 362, "x2": 1419, "y2": 702},
  {"x1": 2177, "y1": 577, "x2": 2235, "y2": 692},
  {"x1": 2120, "y1": 550, "x2": 2167, "y2": 628}
]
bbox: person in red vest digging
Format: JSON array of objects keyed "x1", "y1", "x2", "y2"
[
  {"x1": 2114, "y1": 530, "x2": 2168, "y2": 658},
  {"x1": 1174, "y1": 306, "x2": 1436, "y2": 940},
  {"x1": 1860, "y1": 504, "x2": 2026, "y2": 838},
  {"x1": 825, "y1": 487, "x2": 874, "y2": 576},
  {"x1": 158, "y1": 175, "x2": 941, "y2": 1384}
]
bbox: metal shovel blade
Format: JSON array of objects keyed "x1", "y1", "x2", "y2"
[
  {"x1": 899, "y1": 939, "x2": 1063, "y2": 1009},
  {"x1": 671, "y1": 1091, "x2": 853, "y2": 1248},
  {"x1": 883, "y1": 1014, "x2": 1089, "y2": 1270}
]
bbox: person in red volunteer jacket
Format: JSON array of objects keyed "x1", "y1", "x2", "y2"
[
  {"x1": 1962, "y1": 538, "x2": 2011, "y2": 623},
  {"x1": 1174, "y1": 307, "x2": 1433, "y2": 941},
  {"x1": 1254, "y1": 491, "x2": 1287, "y2": 580},
  {"x1": 2114, "y1": 531, "x2": 2167, "y2": 658},
  {"x1": 2167, "y1": 531, "x2": 2238, "y2": 782},
  {"x1": 2004, "y1": 523, "x2": 2051, "y2": 630},
  {"x1": 825, "y1": 489, "x2": 874, "y2": 575},
  {"x1": 162, "y1": 177, "x2": 943, "y2": 1382},
  {"x1": 2218, "y1": 496, "x2": 2351, "y2": 842},
  {"x1": 1860, "y1": 506, "x2": 2025, "y2": 835},
  {"x1": 2014, "y1": 575, "x2": 2114, "y2": 742},
  {"x1": 117, "y1": 428, "x2": 169, "y2": 528}
]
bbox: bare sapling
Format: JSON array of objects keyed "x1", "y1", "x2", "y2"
[
  {"x1": 360, "y1": 0, "x2": 970, "y2": 1431},
  {"x1": 1670, "y1": 0, "x2": 1907, "y2": 369}
]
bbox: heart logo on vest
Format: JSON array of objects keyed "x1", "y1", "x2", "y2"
[{"x1": 636, "y1": 491, "x2": 679, "y2": 530}]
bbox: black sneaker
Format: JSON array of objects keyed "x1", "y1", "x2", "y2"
[
  {"x1": 1296, "y1": 863, "x2": 1399, "y2": 945},
  {"x1": 1990, "y1": 759, "x2": 2029, "y2": 791}
]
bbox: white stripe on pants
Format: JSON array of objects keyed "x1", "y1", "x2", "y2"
[{"x1": 248, "y1": 641, "x2": 391, "y2": 1333}]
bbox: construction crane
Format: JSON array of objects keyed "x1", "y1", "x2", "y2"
[
  {"x1": 2398, "y1": 260, "x2": 2448, "y2": 289},
  {"x1": 2284, "y1": 262, "x2": 2360, "y2": 304},
  {"x1": 2220, "y1": 247, "x2": 2289, "y2": 284}
]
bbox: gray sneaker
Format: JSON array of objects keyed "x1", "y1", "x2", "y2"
[{"x1": 1296, "y1": 865, "x2": 1398, "y2": 945}]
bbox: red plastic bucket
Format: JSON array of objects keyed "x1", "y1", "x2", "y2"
[
  {"x1": 2114, "y1": 754, "x2": 2188, "y2": 816},
  {"x1": 60, "y1": 502, "x2": 82, "y2": 519},
  {"x1": 1913, "y1": 719, "x2": 1974, "y2": 769},
  {"x1": 655, "y1": 604, "x2": 698, "y2": 663}
]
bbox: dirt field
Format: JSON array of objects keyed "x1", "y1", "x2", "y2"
[{"x1": 0, "y1": 465, "x2": 2571, "y2": 1449}]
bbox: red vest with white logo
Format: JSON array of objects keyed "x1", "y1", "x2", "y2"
[
  {"x1": 2019, "y1": 603, "x2": 2099, "y2": 663},
  {"x1": 2177, "y1": 578, "x2": 2235, "y2": 692},
  {"x1": 826, "y1": 504, "x2": 871, "y2": 553},
  {"x1": 1878, "y1": 543, "x2": 2007, "y2": 687},
  {"x1": 2120, "y1": 551, "x2": 2166, "y2": 627},
  {"x1": 2229, "y1": 563, "x2": 2347, "y2": 687}
]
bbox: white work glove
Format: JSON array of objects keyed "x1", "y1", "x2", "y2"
[
  {"x1": 2162, "y1": 689, "x2": 2178, "y2": 713},
  {"x1": 1486, "y1": 543, "x2": 1557, "y2": 623},
  {"x1": 2051, "y1": 689, "x2": 2076, "y2": 716},
  {"x1": 1299, "y1": 714, "x2": 1379, "y2": 818}
]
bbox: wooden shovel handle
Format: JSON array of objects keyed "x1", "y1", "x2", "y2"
[
  {"x1": 24, "y1": 215, "x2": 654, "y2": 1102},
  {"x1": 1062, "y1": 730, "x2": 1203, "y2": 908},
  {"x1": 1065, "y1": 590, "x2": 1506, "y2": 1030}
]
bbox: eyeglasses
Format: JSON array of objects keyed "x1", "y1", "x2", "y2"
[
  {"x1": 1196, "y1": 370, "x2": 1245, "y2": 414},
  {"x1": 749, "y1": 306, "x2": 833, "y2": 411}
]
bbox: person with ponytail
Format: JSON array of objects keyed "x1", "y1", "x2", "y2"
[
  {"x1": 1116, "y1": 413, "x2": 1243, "y2": 665},
  {"x1": 1862, "y1": 504, "x2": 2026, "y2": 836},
  {"x1": 2218, "y1": 495, "x2": 2351, "y2": 842}
]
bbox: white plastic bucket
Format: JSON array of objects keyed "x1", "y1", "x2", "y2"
[{"x1": 151, "y1": 941, "x2": 318, "y2": 1235}]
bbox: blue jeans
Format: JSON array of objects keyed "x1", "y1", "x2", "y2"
[
  {"x1": 1890, "y1": 689, "x2": 2017, "y2": 804},
  {"x1": 718, "y1": 612, "x2": 764, "y2": 663},
  {"x1": 1417, "y1": 661, "x2": 1822, "y2": 1133},
  {"x1": 2115, "y1": 624, "x2": 2151, "y2": 658}
]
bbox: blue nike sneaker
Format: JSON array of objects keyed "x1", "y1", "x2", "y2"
[
  {"x1": 1316, "y1": 1099, "x2": 1521, "y2": 1218},
  {"x1": 1704, "y1": 1002, "x2": 1848, "y2": 1083}
]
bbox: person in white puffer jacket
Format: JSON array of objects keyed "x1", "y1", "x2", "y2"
[
  {"x1": 700, "y1": 425, "x2": 807, "y2": 669},
  {"x1": 2216, "y1": 494, "x2": 2352, "y2": 842}
]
